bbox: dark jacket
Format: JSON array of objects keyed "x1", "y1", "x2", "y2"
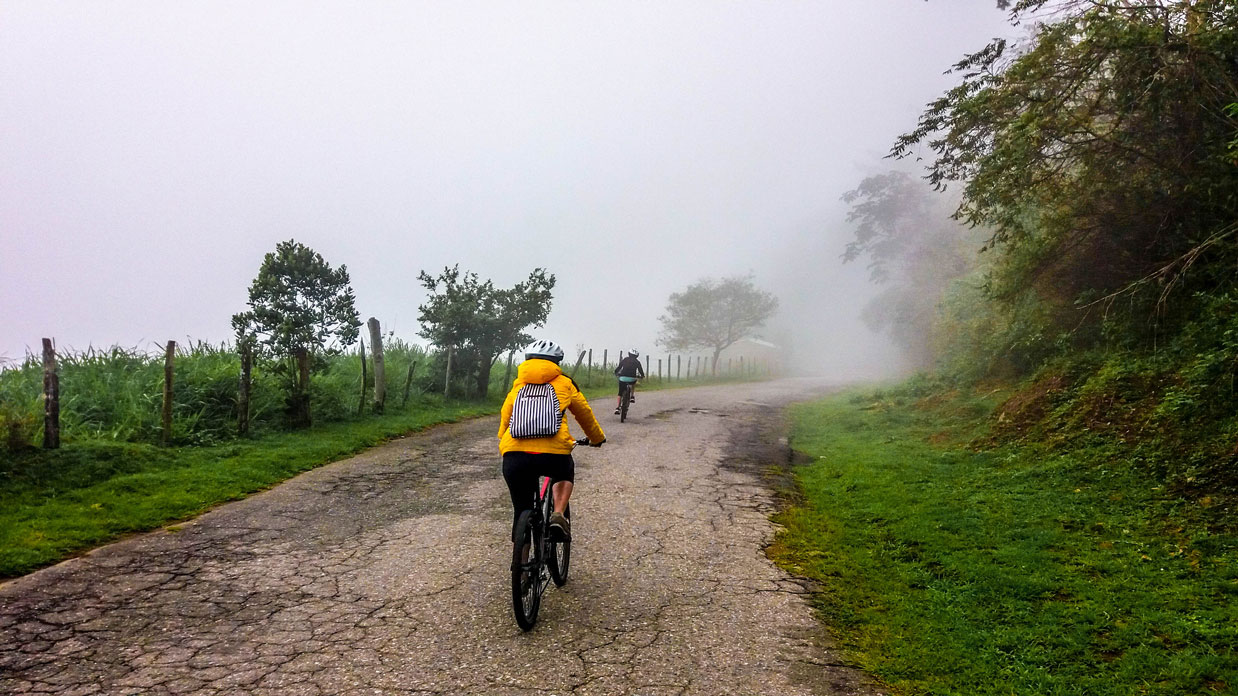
[{"x1": 614, "y1": 355, "x2": 645, "y2": 379}]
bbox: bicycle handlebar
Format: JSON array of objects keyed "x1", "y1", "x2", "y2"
[{"x1": 575, "y1": 437, "x2": 605, "y2": 448}]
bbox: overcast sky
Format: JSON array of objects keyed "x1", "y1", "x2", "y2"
[{"x1": 1, "y1": 1, "x2": 1013, "y2": 378}]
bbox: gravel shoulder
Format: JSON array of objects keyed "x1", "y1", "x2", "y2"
[{"x1": 0, "y1": 378, "x2": 884, "y2": 696}]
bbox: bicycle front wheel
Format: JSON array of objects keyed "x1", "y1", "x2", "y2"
[{"x1": 511, "y1": 510, "x2": 541, "y2": 631}]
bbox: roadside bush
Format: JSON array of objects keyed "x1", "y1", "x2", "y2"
[
  {"x1": 934, "y1": 273, "x2": 1061, "y2": 382},
  {"x1": 973, "y1": 295, "x2": 1238, "y2": 492}
]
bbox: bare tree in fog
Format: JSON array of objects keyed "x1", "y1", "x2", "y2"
[
  {"x1": 841, "y1": 172, "x2": 974, "y2": 368},
  {"x1": 657, "y1": 276, "x2": 778, "y2": 375}
]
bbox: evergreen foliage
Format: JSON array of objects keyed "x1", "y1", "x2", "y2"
[
  {"x1": 231, "y1": 240, "x2": 361, "y2": 362},
  {"x1": 231, "y1": 239, "x2": 361, "y2": 426}
]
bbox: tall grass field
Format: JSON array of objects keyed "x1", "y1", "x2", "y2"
[{"x1": 0, "y1": 340, "x2": 438, "y2": 447}]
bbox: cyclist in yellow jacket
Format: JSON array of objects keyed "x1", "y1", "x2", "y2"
[{"x1": 499, "y1": 339, "x2": 605, "y2": 542}]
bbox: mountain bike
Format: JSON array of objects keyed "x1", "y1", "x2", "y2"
[
  {"x1": 511, "y1": 439, "x2": 593, "y2": 631},
  {"x1": 618, "y1": 380, "x2": 636, "y2": 422}
]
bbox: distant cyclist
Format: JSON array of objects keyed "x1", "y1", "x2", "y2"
[
  {"x1": 613, "y1": 349, "x2": 645, "y2": 415},
  {"x1": 499, "y1": 339, "x2": 605, "y2": 542}
]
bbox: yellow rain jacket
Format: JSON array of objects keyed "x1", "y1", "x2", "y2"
[{"x1": 499, "y1": 359, "x2": 605, "y2": 455}]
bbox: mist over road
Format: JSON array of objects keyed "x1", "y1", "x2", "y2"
[{"x1": 0, "y1": 379, "x2": 881, "y2": 696}]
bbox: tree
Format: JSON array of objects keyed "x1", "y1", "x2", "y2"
[
  {"x1": 892, "y1": 0, "x2": 1238, "y2": 348},
  {"x1": 842, "y1": 171, "x2": 976, "y2": 368},
  {"x1": 658, "y1": 276, "x2": 778, "y2": 374},
  {"x1": 231, "y1": 240, "x2": 361, "y2": 425},
  {"x1": 417, "y1": 266, "x2": 555, "y2": 398}
]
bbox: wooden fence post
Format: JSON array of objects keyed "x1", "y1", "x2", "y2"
[
  {"x1": 402, "y1": 361, "x2": 417, "y2": 407},
  {"x1": 357, "y1": 339, "x2": 368, "y2": 416},
  {"x1": 503, "y1": 350, "x2": 515, "y2": 388},
  {"x1": 644, "y1": 355, "x2": 651, "y2": 380},
  {"x1": 42, "y1": 338, "x2": 59, "y2": 449},
  {"x1": 368, "y1": 318, "x2": 386, "y2": 413},
  {"x1": 294, "y1": 347, "x2": 311, "y2": 427},
  {"x1": 658, "y1": 359, "x2": 662, "y2": 381},
  {"x1": 238, "y1": 340, "x2": 252, "y2": 436},
  {"x1": 161, "y1": 340, "x2": 175, "y2": 446},
  {"x1": 677, "y1": 355, "x2": 681, "y2": 380},
  {"x1": 587, "y1": 349, "x2": 593, "y2": 384},
  {"x1": 602, "y1": 349, "x2": 608, "y2": 373},
  {"x1": 739, "y1": 355, "x2": 744, "y2": 378},
  {"x1": 570, "y1": 350, "x2": 586, "y2": 379},
  {"x1": 444, "y1": 346, "x2": 454, "y2": 398}
]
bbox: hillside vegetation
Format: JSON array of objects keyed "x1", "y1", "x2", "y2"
[
  {"x1": 771, "y1": 2, "x2": 1238, "y2": 693},
  {"x1": 842, "y1": 0, "x2": 1238, "y2": 498}
]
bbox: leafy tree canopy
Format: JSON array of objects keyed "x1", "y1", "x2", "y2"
[
  {"x1": 843, "y1": 171, "x2": 972, "y2": 283},
  {"x1": 417, "y1": 265, "x2": 555, "y2": 397},
  {"x1": 894, "y1": 0, "x2": 1238, "y2": 341},
  {"x1": 658, "y1": 276, "x2": 778, "y2": 369},
  {"x1": 843, "y1": 171, "x2": 977, "y2": 367},
  {"x1": 231, "y1": 239, "x2": 361, "y2": 361}
]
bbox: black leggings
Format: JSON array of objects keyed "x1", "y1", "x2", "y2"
[{"x1": 502, "y1": 452, "x2": 575, "y2": 541}]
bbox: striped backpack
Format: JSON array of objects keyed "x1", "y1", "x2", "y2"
[{"x1": 508, "y1": 382, "x2": 564, "y2": 438}]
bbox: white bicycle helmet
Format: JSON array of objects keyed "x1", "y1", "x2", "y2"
[
  {"x1": 630, "y1": 349, "x2": 640, "y2": 358},
  {"x1": 524, "y1": 339, "x2": 565, "y2": 363}
]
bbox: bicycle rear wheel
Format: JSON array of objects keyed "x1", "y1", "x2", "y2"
[
  {"x1": 620, "y1": 385, "x2": 630, "y2": 422},
  {"x1": 511, "y1": 510, "x2": 541, "y2": 631},
  {"x1": 548, "y1": 502, "x2": 571, "y2": 586}
]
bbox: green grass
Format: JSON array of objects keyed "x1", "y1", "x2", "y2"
[{"x1": 773, "y1": 387, "x2": 1238, "y2": 696}]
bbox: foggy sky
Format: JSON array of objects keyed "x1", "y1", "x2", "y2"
[{"x1": 1, "y1": 2, "x2": 1013, "y2": 378}]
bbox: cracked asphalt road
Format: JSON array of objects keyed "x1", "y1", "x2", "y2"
[{"x1": 0, "y1": 379, "x2": 883, "y2": 696}]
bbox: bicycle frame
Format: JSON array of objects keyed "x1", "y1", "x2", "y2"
[{"x1": 531, "y1": 477, "x2": 555, "y2": 592}]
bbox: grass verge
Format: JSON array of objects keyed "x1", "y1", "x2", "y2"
[{"x1": 771, "y1": 387, "x2": 1238, "y2": 696}]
